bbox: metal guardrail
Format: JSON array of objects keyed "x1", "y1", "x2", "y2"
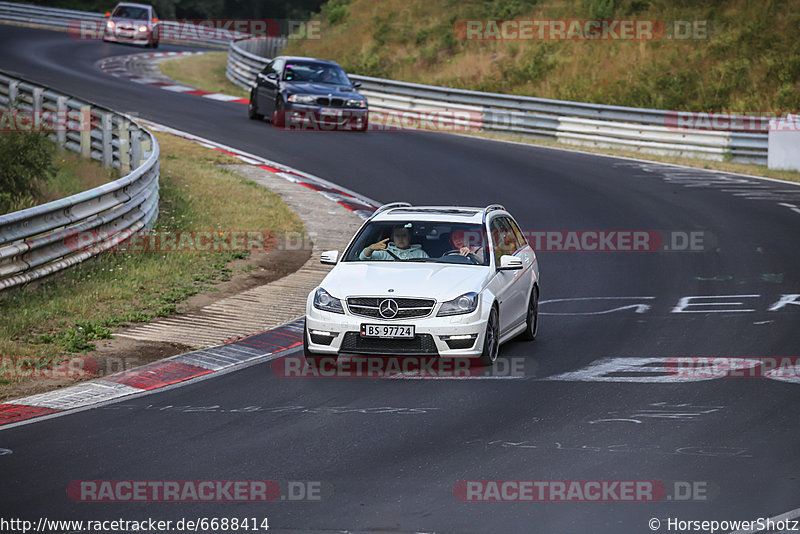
[
  {"x1": 0, "y1": 71, "x2": 160, "y2": 291},
  {"x1": 227, "y1": 38, "x2": 768, "y2": 165},
  {"x1": 225, "y1": 36, "x2": 288, "y2": 90},
  {"x1": 0, "y1": 1, "x2": 233, "y2": 48}
]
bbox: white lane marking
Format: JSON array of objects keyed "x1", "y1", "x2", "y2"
[
  {"x1": 544, "y1": 357, "x2": 765, "y2": 383},
  {"x1": 672, "y1": 295, "x2": 760, "y2": 313},
  {"x1": 202, "y1": 93, "x2": 242, "y2": 101},
  {"x1": 5, "y1": 381, "x2": 141, "y2": 410},
  {"x1": 730, "y1": 506, "x2": 800, "y2": 534},
  {"x1": 540, "y1": 296, "x2": 654, "y2": 315},
  {"x1": 160, "y1": 85, "x2": 195, "y2": 92}
]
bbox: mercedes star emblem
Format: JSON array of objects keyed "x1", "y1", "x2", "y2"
[{"x1": 378, "y1": 299, "x2": 399, "y2": 319}]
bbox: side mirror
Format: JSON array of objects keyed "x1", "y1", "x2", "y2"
[
  {"x1": 498, "y1": 255, "x2": 523, "y2": 270},
  {"x1": 266, "y1": 72, "x2": 278, "y2": 80},
  {"x1": 152, "y1": 17, "x2": 158, "y2": 23},
  {"x1": 352, "y1": 81, "x2": 362, "y2": 88},
  {"x1": 105, "y1": 12, "x2": 111, "y2": 17},
  {"x1": 320, "y1": 250, "x2": 339, "y2": 265}
]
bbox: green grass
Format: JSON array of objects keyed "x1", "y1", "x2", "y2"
[
  {"x1": 158, "y1": 52, "x2": 249, "y2": 98},
  {"x1": 0, "y1": 132, "x2": 305, "y2": 392},
  {"x1": 282, "y1": 0, "x2": 800, "y2": 113}
]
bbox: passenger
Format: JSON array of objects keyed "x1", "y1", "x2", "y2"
[{"x1": 360, "y1": 225, "x2": 429, "y2": 260}]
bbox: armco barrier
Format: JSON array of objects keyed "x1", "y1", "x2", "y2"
[
  {"x1": 227, "y1": 38, "x2": 768, "y2": 165},
  {"x1": 0, "y1": 71, "x2": 160, "y2": 290}
]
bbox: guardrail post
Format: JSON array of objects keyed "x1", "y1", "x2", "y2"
[
  {"x1": 56, "y1": 96, "x2": 68, "y2": 150},
  {"x1": 8, "y1": 80, "x2": 19, "y2": 108},
  {"x1": 32, "y1": 88, "x2": 43, "y2": 130},
  {"x1": 101, "y1": 112, "x2": 112, "y2": 168},
  {"x1": 118, "y1": 118, "x2": 130, "y2": 174},
  {"x1": 80, "y1": 105, "x2": 91, "y2": 158},
  {"x1": 130, "y1": 123, "x2": 142, "y2": 169}
]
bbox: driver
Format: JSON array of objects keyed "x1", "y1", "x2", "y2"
[
  {"x1": 450, "y1": 229, "x2": 485, "y2": 263},
  {"x1": 360, "y1": 225, "x2": 429, "y2": 261}
]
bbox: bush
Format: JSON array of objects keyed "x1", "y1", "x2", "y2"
[{"x1": 0, "y1": 132, "x2": 56, "y2": 214}]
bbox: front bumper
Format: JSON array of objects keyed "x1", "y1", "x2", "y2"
[
  {"x1": 282, "y1": 103, "x2": 368, "y2": 130},
  {"x1": 103, "y1": 30, "x2": 152, "y2": 44},
  {"x1": 305, "y1": 301, "x2": 488, "y2": 358}
]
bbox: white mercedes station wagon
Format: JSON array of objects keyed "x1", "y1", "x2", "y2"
[{"x1": 304, "y1": 203, "x2": 540, "y2": 366}]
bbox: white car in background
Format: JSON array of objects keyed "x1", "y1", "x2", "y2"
[
  {"x1": 103, "y1": 2, "x2": 160, "y2": 48},
  {"x1": 304, "y1": 203, "x2": 540, "y2": 366}
]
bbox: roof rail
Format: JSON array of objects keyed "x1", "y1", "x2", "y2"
[
  {"x1": 483, "y1": 204, "x2": 505, "y2": 223},
  {"x1": 369, "y1": 202, "x2": 412, "y2": 220}
]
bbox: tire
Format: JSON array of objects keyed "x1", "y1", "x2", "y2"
[
  {"x1": 248, "y1": 91, "x2": 264, "y2": 120},
  {"x1": 152, "y1": 39, "x2": 159, "y2": 49},
  {"x1": 479, "y1": 306, "x2": 499, "y2": 366},
  {"x1": 518, "y1": 286, "x2": 539, "y2": 341},
  {"x1": 272, "y1": 97, "x2": 285, "y2": 128}
]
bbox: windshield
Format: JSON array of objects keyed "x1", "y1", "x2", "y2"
[
  {"x1": 343, "y1": 221, "x2": 490, "y2": 266},
  {"x1": 283, "y1": 62, "x2": 351, "y2": 85},
  {"x1": 112, "y1": 6, "x2": 149, "y2": 19}
]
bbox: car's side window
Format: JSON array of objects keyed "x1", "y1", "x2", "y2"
[
  {"x1": 272, "y1": 59, "x2": 284, "y2": 78},
  {"x1": 506, "y1": 217, "x2": 527, "y2": 250},
  {"x1": 491, "y1": 217, "x2": 519, "y2": 265},
  {"x1": 261, "y1": 61, "x2": 273, "y2": 76}
]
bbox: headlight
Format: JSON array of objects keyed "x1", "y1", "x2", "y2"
[
  {"x1": 138, "y1": 25, "x2": 148, "y2": 32},
  {"x1": 288, "y1": 94, "x2": 318, "y2": 104},
  {"x1": 437, "y1": 292, "x2": 479, "y2": 316},
  {"x1": 106, "y1": 20, "x2": 115, "y2": 28},
  {"x1": 313, "y1": 288, "x2": 344, "y2": 314},
  {"x1": 346, "y1": 99, "x2": 366, "y2": 108}
]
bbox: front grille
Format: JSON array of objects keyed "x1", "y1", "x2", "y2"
[
  {"x1": 316, "y1": 97, "x2": 345, "y2": 107},
  {"x1": 347, "y1": 297, "x2": 436, "y2": 320},
  {"x1": 340, "y1": 332, "x2": 438, "y2": 355}
]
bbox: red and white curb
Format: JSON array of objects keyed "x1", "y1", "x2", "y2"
[
  {"x1": 97, "y1": 51, "x2": 251, "y2": 104},
  {"x1": 0, "y1": 320, "x2": 305, "y2": 427}
]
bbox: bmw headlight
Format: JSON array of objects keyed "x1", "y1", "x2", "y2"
[
  {"x1": 346, "y1": 99, "x2": 366, "y2": 108},
  {"x1": 437, "y1": 292, "x2": 479, "y2": 316},
  {"x1": 288, "y1": 94, "x2": 318, "y2": 104},
  {"x1": 313, "y1": 288, "x2": 344, "y2": 314}
]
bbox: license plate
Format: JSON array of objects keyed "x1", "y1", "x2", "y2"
[
  {"x1": 360, "y1": 324, "x2": 415, "y2": 339},
  {"x1": 319, "y1": 108, "x2": 342, "y2": 116}
]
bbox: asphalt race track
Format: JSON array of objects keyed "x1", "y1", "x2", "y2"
[{"x1": 1, "y1": 24, "x2": 799, "y2": 534}]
